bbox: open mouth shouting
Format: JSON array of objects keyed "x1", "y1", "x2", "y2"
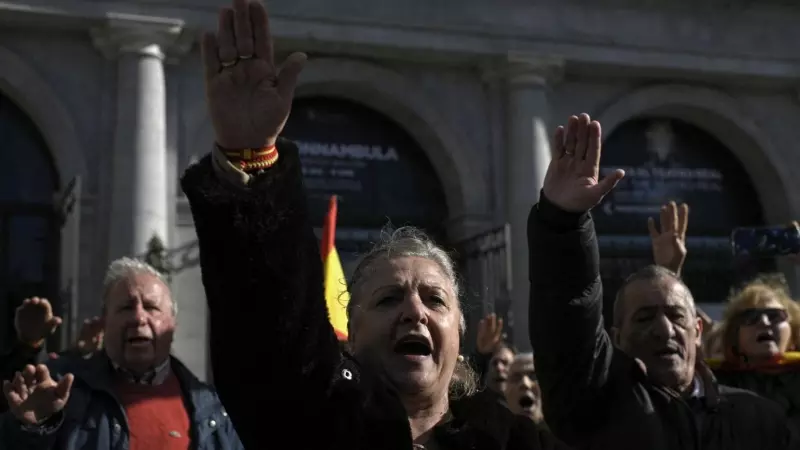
[
  {"x1": 756, "y1": 331, "x2": 777, "y2": 344},
  {"x1": 126, "y1": 335, "x2": 154, "y2": 349},
  {"x1": 393, "y1": 334, "x2": 433, "y2": 363},
  {"x1": 754, "y1": 330, "x2": 780, "y2": 351},
  {"x1": 518, "y1": 394, "x2": 536, "y2": 410},
  {"x1": 653, "y1": 345, "x2": 682, "y2": 360}
]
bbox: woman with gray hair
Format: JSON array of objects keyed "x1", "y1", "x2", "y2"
[{"x1": 183, "y1": 2, "x2": 568, "y2": 448}]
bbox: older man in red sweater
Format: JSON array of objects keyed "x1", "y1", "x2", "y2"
[{"x1": 1, "y1": 258, "x2": 242, "y2": 450}]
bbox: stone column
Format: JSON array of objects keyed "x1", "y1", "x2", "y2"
[
  {"x1": 505, "y1": 54, "x2": 563, "y2": 351},
  {"x1": 92, "y1": 15, "x2": 185, "y2": 261}
]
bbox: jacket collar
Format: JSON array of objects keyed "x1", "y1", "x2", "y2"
[
  {"x1": 344, "y1": 353, "x2": 513, "y2": 449},
  {"x1": 62, "y1": 351, "x2": 223, "y2": 424},
  {"x1": 694, "y1": 360, "x2": 721, "y2": 410}
]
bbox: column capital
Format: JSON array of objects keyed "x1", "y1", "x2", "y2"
[
  {"x1": 91, "y1": 13, "x2": 191, "y2": 60},
  {"x1": 507, "y1": 52, "x2": 564, "y2": 86},
  {"x1": 481, "y1": 53, "x2": 564, "y2": 87}
]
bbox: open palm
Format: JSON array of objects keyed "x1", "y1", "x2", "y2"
[
  {"x1": 648, "y1": 201, "x2": 689, "y2": 275},
  {"x1": 3, "y1": 365, "x2": 73, "y2": 425},
  {"x1": 542, "y1": 114, "x2": 624, "y2": 213},
  {"x1": 14, "y1": 297, "x2": 61, "y2": 346},
  {"x1": 476, "y1": 313, "x2": 504, "y2": 355},
  {"x1": 202, "y1": 0, "x2": 306, "y2": 150}
]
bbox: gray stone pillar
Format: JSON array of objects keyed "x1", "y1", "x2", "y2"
[
  {"x1": 92, "y1": 15, "x2": 185, "y2": 260},
  {"x1": 505, "y1": 54, "x2": 563, "y2": 351}
]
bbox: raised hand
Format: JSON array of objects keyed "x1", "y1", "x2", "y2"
[
  {"x1": 2, "y1": 364, "x2": 73, "y2": 425},
  {"x1": 14, "y1": 297, "x2": 62, "y2": 347},
  {"x1": 542, "y1": 114, "x2": 625, "y2": 213},
  {"x1": 648, "y1": 201, "x2": 689, "y2": 275},
  {"x1": 476, "y1": 313, "x2": 504, "y2": 355},
  {"x1": 202, "y1": 0, "x2": 307, "y2": 150},
  {"x1": 75, "y1": 316, "x2": 104, "y2": 356}
]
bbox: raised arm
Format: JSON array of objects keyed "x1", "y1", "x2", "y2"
[
  {"x1": 182, "y1": 142, "x2": 337, "y2": 444},
  {"x1": 528, "y1": 114, "x2": 625, "y2": 445},
  {"x1": 181, "y1": 1, "x2": 335, "y2": 446},
  {"x1": 648, "y1": 201, "x2": 689, "y2": 276},
  {"x1": 473, "y1": 313, "x2": 505, "y2": 387}
]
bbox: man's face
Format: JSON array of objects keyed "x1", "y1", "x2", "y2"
[
  {"x1": 504, "y1": 357, "x2": 542, "y2": 421},
  {"x1": 487, "y1": 346, "x2": 514, "y2": 394},
  {"x1": 615, "y1": 277, "x2": 701, "y2": 392},
  {"x1": 103, "y1": 273, "x2": 175, "y2": 375}
]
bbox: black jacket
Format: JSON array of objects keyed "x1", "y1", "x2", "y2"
[
  {"x1": 528, "y1": 193, "x2": 798, "y2": 450},
  {"x1": 181, "y1": 140, "x2": 568, "y2": 450},
  {"x1": 712, "y1": 365, "x2": 800, "y2": 434},
  {"x1": 0, "y1": 351, "x2": 241, "y2": 450},
  {"x1": 0, "y1": 340, "x2": 48, "y2": 414}
]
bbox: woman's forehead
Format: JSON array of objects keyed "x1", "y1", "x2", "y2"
[
  {"x1": 361, "y1": 256, "x2": 453, "y2": 289},
  {"x1": 370, "y1": 256, "x2": 447, "y2": 281}
]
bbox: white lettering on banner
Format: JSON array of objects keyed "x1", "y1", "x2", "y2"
[
  {"x1": 600, "y1": 166, "x2": 723, "y2": 180},
  {"x1": 296, "y1": 140, "x2": 400, "y2": 162},
  {"x1": 599, "y1": 165, "x2": 725, "y2": 215}
]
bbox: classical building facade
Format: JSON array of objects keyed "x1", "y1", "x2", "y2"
[{"x1": 1, "y1": 0, "x2": 799, "y2": 379}]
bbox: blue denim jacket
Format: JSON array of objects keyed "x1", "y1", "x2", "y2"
[{"x1": 0, "y1": 352, "x2": 243, "y2": 450}]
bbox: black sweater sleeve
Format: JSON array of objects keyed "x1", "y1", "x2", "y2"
[
  {"x1": 527, "y1": 193, "x2": 616, "y2": 445},
  {"x1": 181, "y1": 139, "x2": 340, "y2": 448}
]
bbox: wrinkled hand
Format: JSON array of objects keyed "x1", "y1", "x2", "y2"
[
  {"x1": 2, "y1": 364, "x2": 73, "y2": 425},
  {"x1": 14, "y1": 298, "x2": 61, "y2": 347},
  {"x1": 542, "y1": 114, "x2": 625, "y2": 213},
  {"x1": 648, "y1": 201, "x2": 689, "y2": 275},
  {"x1": 75, "y1": 316, "x2": 104, "y2": 355},
  {"x1": 202, "y1": 0, "x2": 306, "y2": 150},
  {"x1": 476, "y1": 313, "x2": 504, "y2": 355}
]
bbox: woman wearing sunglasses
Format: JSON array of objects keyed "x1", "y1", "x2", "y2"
[{"x1": 708, "y1": 275, "x2": 800, "y2": 431}]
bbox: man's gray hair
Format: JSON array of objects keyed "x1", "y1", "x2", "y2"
[
  {"x1": 613, "y1": 264, "x2": 694, "y2": 328},
  {"x1": 102, "y1": 257, "x2": 176, "y2": 316}
]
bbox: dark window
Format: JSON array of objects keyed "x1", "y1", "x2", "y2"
[
  {"x1": 283, "y1": 97, "x2": 449, "y2": 276},
  {"x1": 595, "y1": 118, "x2": 769, "y2": 328},
  {"x1": 0, "y1": 94, "x2": 60, "y2": 350}
]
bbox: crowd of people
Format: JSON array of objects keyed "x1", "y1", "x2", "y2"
[{"x1": 2, "y1": 0, "x2": 800, "y2": 448}]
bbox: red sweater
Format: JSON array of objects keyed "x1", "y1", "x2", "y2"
[{"x1": 114, "y1": 371, "x2": 191, "y2": 450}]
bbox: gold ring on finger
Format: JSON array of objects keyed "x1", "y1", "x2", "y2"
[
  {"x1": 238, "y1": 54, "x2": 253, "y2": 60},
  {"x1": 221, "y1": 60, "x2": 237, "y2": 68}
]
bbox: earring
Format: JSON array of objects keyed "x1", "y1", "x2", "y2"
[{"x1": 457, "y1": 355, "x2": 465, "y2": 362}]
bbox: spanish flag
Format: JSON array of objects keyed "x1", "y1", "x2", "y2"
[{"x1": 321, "y1": 196, "x2": 350, "y2": 341}]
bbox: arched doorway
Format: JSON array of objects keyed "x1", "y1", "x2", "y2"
[
  {"x1": 0, "y1": 93, "x2": 61, "y2": 350},
  {"x1": 282, "y1": 97, "x2": 449, "y2": 276},
  {"x1": 596, "y1": 117, "x2": 769, "y2": 327}
]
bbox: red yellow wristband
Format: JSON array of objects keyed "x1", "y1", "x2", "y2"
[{"x1": 219, "y1": 144, "x2": 279, "y2": 172}]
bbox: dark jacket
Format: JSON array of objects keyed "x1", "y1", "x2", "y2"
[
  {"x1": 712, "y1": 363, "x2": 800, "y2": 433},
  {"x1": 528, "y1": 193, "x2": 798, "y2": 450},
  {"x1": 0, "y1": 351, "x2": 241, "y2": 450},
  {"x1": 181, "y1": 139, "x2": 569, "y2": 450},
  {"x1": 0, "y1": 340, "x2": 49, "y2": 414}
]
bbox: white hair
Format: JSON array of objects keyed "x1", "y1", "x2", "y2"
[
  {"x1": 514, "y1": 352, "x2": 534, "y2": 364},
  {"x1": 102, "y1": 257, "x2": 176, "y2": 316}
]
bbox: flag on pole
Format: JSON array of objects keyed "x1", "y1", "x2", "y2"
[{"x1": 321, "y1": 196, "x2": 350, "y2": 341}]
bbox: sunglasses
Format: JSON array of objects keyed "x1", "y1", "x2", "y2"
[{"x1": 737, "y1": 308, "x2": 788, "y2": 326}]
